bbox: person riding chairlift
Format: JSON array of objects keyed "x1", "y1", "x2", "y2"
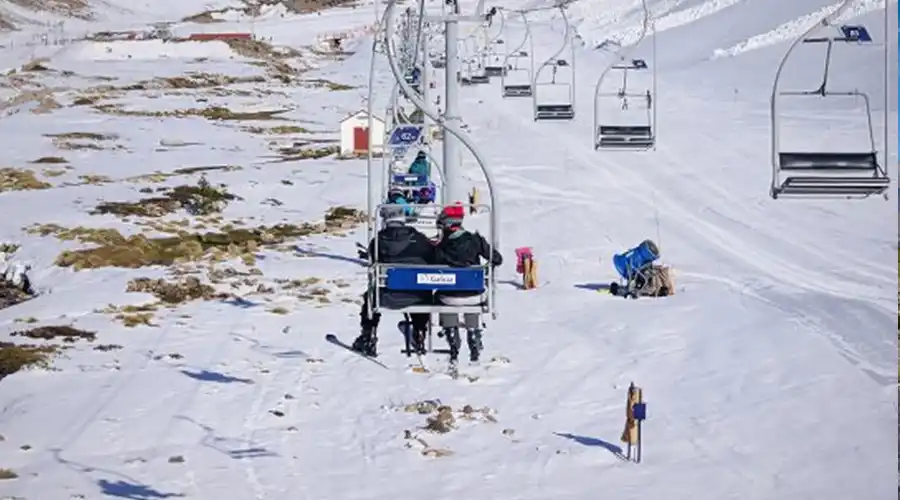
[
  {"x1": 387, "y1": 187, "x2": 416, "y2": 216},
  {"x1": 408, "y1": 150, "x2": 430, "y2": 178}
]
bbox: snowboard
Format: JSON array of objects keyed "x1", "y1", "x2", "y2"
[{"x1": 325, "y1": 334, "x2": 389, "y2": 369}]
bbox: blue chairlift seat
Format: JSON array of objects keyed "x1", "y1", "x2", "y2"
[{"x1": 374, "y1": 265, "x2": 489, "y2": 314}]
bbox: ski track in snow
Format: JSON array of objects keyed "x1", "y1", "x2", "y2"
[{"x1": 0, "y1": 0, "x2": 896, "y2": 498}]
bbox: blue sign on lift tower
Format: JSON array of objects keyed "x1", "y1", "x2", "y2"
[{"x1": 388, "y1": 125, "x2": 422, "y2": 147}]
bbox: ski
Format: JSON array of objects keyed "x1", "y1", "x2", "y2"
[{"x1": 325, "y1": 334, "x2": 389, "y2": 369}]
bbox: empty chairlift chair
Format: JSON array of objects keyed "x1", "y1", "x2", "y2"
[
  {"x1": 470, "y1": 71, "x2": 491, "y2": 84},
  {"x1": 533, "y1": 5, "x2": 576, "y2": 121},
  {"x1": 484, "y1": 40, "x2": 507, "y2": 77},
  {"x1": 502, "y1": 51, "x2": 533, "y2": 97},
  {"x1": 594, "y1": 59, "x2": 655, "y2": 149},
  {"x1": 533, "y1": 60, "x2": 575, "y2": 120},
  {"x1": 770, "y1": 19, "x2": 890, "y2": 199},
  {"x1": 470, "y1": 56, "x2": 491, "y2": 84},
  {"x1": 501, "y1": 11, "x2": 534, "y2": 97}
]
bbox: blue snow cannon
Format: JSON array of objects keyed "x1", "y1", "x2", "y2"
[{"x1": 610, "y1": 239, "x2": 660, "y2": 298}]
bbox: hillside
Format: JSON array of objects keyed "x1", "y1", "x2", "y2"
[{"x1": 0, "y1": 0, "x2": 895, "y2": 499}]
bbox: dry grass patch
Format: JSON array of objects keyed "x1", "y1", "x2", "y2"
[
  {"x1": 0, "y1": 342, "x2": 57, "y2": 380},
  {"x1": 245, "y1": 125, "x2": 313, "y2": 135},
  {"x1": 10, "y1": 325, "x2": 96, "y2": 343},
  {"x1": 0, "y1": 468, "x2": 18, "y2": 479},
  {"x1": 302, "y1": 78, "x2": 354, "y2": 91},
  {"x1": 20, "y1": 60, "x2": 51, "y2": 72},
  {"x1": 1, "y1": 280, "x2": 33, "y2": 310},
  {"x1": 158, "y1": 73, "x2": 266, "y2": 89},
  {"x1": 25, "y1": 224, "x2": 125, "y2": 246},
  {"x1": 94, "y1": 104, "x2": 291, "y2": 121},
  {"x1": 45, "y1": 131, "x2": 121, "y2": 151},
  {"x1": 398, "y1": 402, "x2": 499, "y2": 458},
  {"x1": 182, "y1": 11, "x2": 224, "y2": 23},
  {"x1": 117, "y1": 312, "x2": 155, "y2": 327},
  {"x1": 284, "y1": 0, "x2": 358, "y2": 14},
  {"x1": 7, "y1": 0, "x2": 93, "y2": 19},
  {"x1": 46, "y1": 132, "x2": 116, "y2": 141},
  {"x1": 0, "y1": 168, "x2": 51, "y2": 191},
  {"x1": 272, "y1": 144, "x2": 339, "y2": 162},
  {"x1": 30, "y1": 156, "x2": 67, "y2": 164},
  {"x1": 92, "y1": 177, "x2": 239, "y2": 217},
  {"x1": 44, "y1": 132, "x2": 119, "y2": 141},
  {"x1": 1, "y1": 325, "x2": 96, "y2": 381},
  {"x1": 100, "y1": 276, "x2": 226, "y2": 326},
  {"x1": 72, "y1": 95, "x2": 100, "y2": 106},
  {"x1": 30, "y1": 206, "x2": 364, "y2": 270},
  {"x1": 127, "y1": 276, "x2": 219, "y2": 304},
  {"x1": 226, "y1": 39, "x2": 302, "y2": 60},
  {"x1": 43, "y1": 167, "x2": 71, "y2": 177},
  {"x1": 49, "y1": 224, "x2": 316, "y2": 270}
]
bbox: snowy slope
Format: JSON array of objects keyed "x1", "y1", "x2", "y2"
[{"x1": 0, "y1": 0, "x2": 896, "y2": 499}]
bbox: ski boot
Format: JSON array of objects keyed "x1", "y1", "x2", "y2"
[
  {"x1": 466, "y1": 329, "x2": 483, "y2": 363},
  {"x1": 410, "y1": 326, "x2": 427, "y2": 356},
  {"x1": 443, "y1": 327, "x2": 461, "y2": 364},
  {"x1": 351, "y1": 328, "x2": 378, "y2": 357}
]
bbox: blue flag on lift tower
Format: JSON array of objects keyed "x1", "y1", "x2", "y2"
[{"x1": 388, "y1": 125, "x2": 422, "y2": 147}]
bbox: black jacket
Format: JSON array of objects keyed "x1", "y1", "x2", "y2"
[
  {"x1": 368, "y1": 225, "x2": 435, "y2": 265},
  {"x1": 434, "y1": 230, "x2": 502, "y2": 268}
]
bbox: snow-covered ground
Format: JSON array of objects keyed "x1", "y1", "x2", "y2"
[{"x1": 0, "y1": 0, "x2": 896, "y2": 499}]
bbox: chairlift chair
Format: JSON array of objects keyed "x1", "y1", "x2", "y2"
[
  {"x1": 484, "y1": 41, "x2": 507, "y2": 76},
  {"x1": 593, "y1": 59, "x2": 655, "y2": 149},
  {"x1": 463, "y1": 58, "x2": 489, "y2": 84},
  {"x1": 592, "y1": 0, "x2": 658, "y2": 150},
  {"x1": 369, "y1": 203, "x2": 496, "y2": 354},
  {"x1": 770, "y1": 6, "x2": 890, "y2": 199},
  {"x1": 484, "y1": 60, "x2": 507, "y2": 77},
  {"x1": 533, "y1": 61, "x2": 575, "y2": 120},
  {"x1": 501, "y1": 12, "x2": 534, "y2": 97},
  {"x1": 532, "y1": 6, "x2": 575, "y2": 120},
  {"x1": 371, "y1": 203, "x2": 495, "y2": 313},
  {"x1": 470, "y1": 71, "x2": 491, "y2": 84},
  {"x1": 501, "y1": 50, "x2": 533, "y2": 96}
]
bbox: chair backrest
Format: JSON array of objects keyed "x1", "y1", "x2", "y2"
[{"x1": 613, "y1": 240, "x2": 659, "y2": 279}]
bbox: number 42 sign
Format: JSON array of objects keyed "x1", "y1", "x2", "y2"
[{"x1": 388, "y1": 125, "x2": 422, "y2": 147}]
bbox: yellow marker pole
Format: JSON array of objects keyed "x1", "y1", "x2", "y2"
[
  {"x1": 523, "y1": 256, "x2": 538, "y2": 289},
  {"x1": 621, "y1": 383, "x2": 642, "y2": 462}
]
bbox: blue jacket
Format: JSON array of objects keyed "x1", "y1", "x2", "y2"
[
  {"x1": 408, "y1": 158, "x2": 430, "y2": 177},
  {"x1": 391, "y1": 195, "x2": 416, "y2": 216}
]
